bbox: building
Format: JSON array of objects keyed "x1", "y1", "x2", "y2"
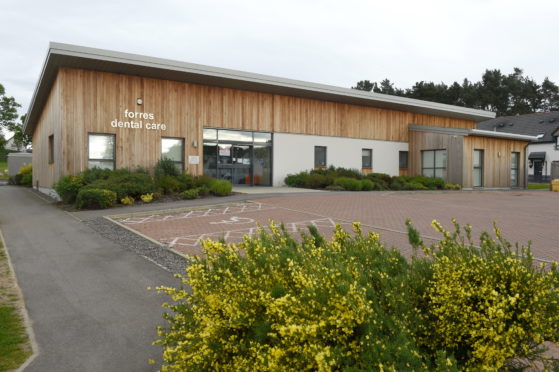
[
  {"x1": 24, "y1": 43, "x2": 537, "y2": 194},
  {"x1": 478, "y1": 112, "x2": 559, "y2": 182}
]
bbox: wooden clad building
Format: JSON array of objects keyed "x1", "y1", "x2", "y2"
[{"x1": 24, "y1": 43, "x2": 537, "y2": 195}]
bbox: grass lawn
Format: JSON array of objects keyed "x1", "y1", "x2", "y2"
[
  {"x1": 0, "y1": 240, "x2": 31, "y2": 371},
  {"x1": 0, "y1": 160, "x2": 7, "y2": 180},
  {"x1": 528, "y1": 183, "x2": 550, "y2": 190}
]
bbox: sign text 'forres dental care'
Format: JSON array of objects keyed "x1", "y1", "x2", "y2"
[{"x1": 111, "y1": 109, "x2": 167, "y2": 130}]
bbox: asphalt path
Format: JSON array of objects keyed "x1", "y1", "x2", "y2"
[{"x1": 0, "y1": 186, "x2": 180, "y2": 372}]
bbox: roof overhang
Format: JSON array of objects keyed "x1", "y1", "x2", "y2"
[
  {"x1": 409, "y1": 125, "x2": 539, "y2": 141},
  {"x1": 24, "y1": 42, "x2": 497, "y2": 135},
  {"x1": 528, "y1": 152, "x2": 546, "y2": 160}
]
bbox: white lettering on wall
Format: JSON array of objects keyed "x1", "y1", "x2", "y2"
[{"x1": 110, "y1": 109, "x2": 167, "y2": 131}]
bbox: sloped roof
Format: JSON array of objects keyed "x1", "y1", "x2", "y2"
[
  {"x1": 477, "y1": 111, "x2": 559, "y2": 143},
  {"x1": 24, "y1": 42, "x2": 495, "y2": 135}
]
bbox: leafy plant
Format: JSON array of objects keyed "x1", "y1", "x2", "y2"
[
  {"x1": 120, "y1": 196, "x2": 134, "y2": 205},
  {"x1": 157, "y1": 175, "x2": 181, "y2": 195},
  {"x1": 209, "y1": 180, "x2": 232, "y2": 196},
  {"x1": 54, "y1": 175, "x2": 85, "y2": 203},
  {"x1": 181, "y1": 188, "x2": 199, "y2": 200},
  {"x1": 334, "y1": 177, "x2": 362, "y2": 191},
  {"x1": 76, "y1": 189, "x2": 116, "y2": 209},
  {"x1": 360, "y1": 179, "x2": 374, "y2": 191},
  {"x1": 140, "y1": 193, "x2": 154, "y2": 203},
  {"x1": 155, "y1": 158, "x2": 180, "y2": 178}
]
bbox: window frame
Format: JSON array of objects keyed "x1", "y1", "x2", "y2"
[
  {"x1": 87, "y1": 133, "x2": 116, "y2": 170},
  {"x1": 314, "y1": 146, "x2": 327, "y2": 169},
  {"x1": 161, "y1": 136, "x2": 185, "y2": 173},
  {"x1": 421, "y1": 149, "x2": 447, "y2": 180},
  {"x1": 361, "y1": 148, "x2": 372, "y2": 169},
  {"x1": 48, "y1": 134, "x2": 54, "y2": 164},
  {"x1": 511, "y1": 151, "x2": 520, "y2": 187},
  {"x1": 399, "y1": 151, "x2": 408, "y2": 169},
  {"x1": 473, "y1": 149, "x2": 484, "y2": 187}
]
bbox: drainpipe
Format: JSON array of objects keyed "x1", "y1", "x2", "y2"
[{"x1": 523, "y1": 143, "x2": 530, "y2": 189}]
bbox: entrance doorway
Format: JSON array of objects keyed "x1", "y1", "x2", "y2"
[{"x1": 203, "y1": 128, "x2": 272, "y2": 186}]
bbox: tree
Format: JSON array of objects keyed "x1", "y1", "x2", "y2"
[
  {"x1": 352, "y1": 80, "x2": 374, "y2": 92},
  {"x1": 11, "y1": 114, "x2": 31, "y2": 150},
  {"x1": 0, "y1": 83, "x2": 21, "y2": 133}
]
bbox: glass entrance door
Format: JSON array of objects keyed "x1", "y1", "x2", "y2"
[{"x1": 217, "y1": 144, "x2": 253, "y2": 185}]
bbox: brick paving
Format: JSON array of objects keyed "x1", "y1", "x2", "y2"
[{"x1": 108, "y1": 190, "x2": 559, "y2": 262}]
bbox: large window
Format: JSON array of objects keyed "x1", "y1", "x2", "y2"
[
  {"x1": 473, "y1": 149, "x2": 484, "y2": 187},
  {"x1": 511, "y1": 152, "x2": 520, "y2": 187},
  {"x1": 422, "y1": 149, "x2": 446, "y2": 180},
  {"x1": 314, "y1": 146, "x2": 327, "y2": 168},
  {"x1": 399, "y1": 151, "x2": 408, "y2": 169},
  {"x1": 203, "y1": 128, "x2": 272, "y2": 186},
  {"x1": 88, "y1": 133, "x2": 115, "y2": 170},
  {"x1": 362, "y1": 149, "x2": 372, "y2": 169},
  {"x1": 161, "y1": 137, "x2": 185, "y2": 173}
]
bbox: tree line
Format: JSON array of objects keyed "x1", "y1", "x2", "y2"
[
  {"x1": 0, "y1": 83, "x2": 30, "y2": 153},
  {"x1": 352, "y1": 68, "x2": 559, "y2": 117}
]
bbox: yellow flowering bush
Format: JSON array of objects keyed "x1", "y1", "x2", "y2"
[
  {"x1": 155, "y1": 222, "x2": 431, "y2": 371},
  {"x1": 140, "y1": 193, "x2": 154, "y2": 203},
  {"x1": 408, "y1": 219, "x2": 559, "y2": 371},
  {"x1": 120, "y1": 195, "x2": 135, "y2": 205}
]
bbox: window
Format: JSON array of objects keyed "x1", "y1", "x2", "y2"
[
  {"x1": 399, "y1": 151, "x2": 408, "y2": 169},
  {"x1": 314, "y1": 146, "x2": 327, "y2": 168},
  {"x1": 511, "y1": 152, "x2": 520, "y2": 187},
  {"x1": 422, "y1": 149, "x2": 446, "y2": 180},
  {"x1": 161, "y1": 137, "x2": 185, "y2": 172},
  {"x1": 556, "y1": 136, "x2": 559, "y2": 150},
  {"x1": 48, "y1": 134, "x2": 54, "y2": 164},
  {"x1": 362, "y1": 149, "x2": 372, "y2": 169},
  {"x1": 473, "y1": 149, "x2": 484, "y2": 187},
  {"x1": 88, "y1": 133, "x2": 115, "y2": 170}
]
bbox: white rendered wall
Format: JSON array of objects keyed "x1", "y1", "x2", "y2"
[
  {"x1": 527, "y1": 143, "x2": 559, "y2": 177},
  {"x1": 272, "y1": 133, "x2": 408, "y2": 186}
]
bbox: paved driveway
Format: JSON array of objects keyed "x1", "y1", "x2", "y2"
[
  {"x1": 0, "y1": 186, "x2": 179, "y2": 371},
  {"x1": 110, "y1": 190, "x2": 559, "y2": 262}
]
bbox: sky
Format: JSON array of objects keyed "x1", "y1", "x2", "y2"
[{"x1": 1, "y1": 0, "x2": 559, "y2": 118}]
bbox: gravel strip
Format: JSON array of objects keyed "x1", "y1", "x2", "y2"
[{"x1": 84, "y1": 216, "x2": 188, "y2": 274}]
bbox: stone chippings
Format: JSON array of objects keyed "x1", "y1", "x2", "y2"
[{"x1": 84, "y1": 217, "x2": 188, "y2": 274}]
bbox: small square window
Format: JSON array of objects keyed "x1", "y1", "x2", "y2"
[
  {"x1": 162, "y1": 137, "x2": 185, "y2": 172},
  {"x1": 399, "y1": 151, "x2": 408, "y2": 169},
  {"x1": 88, "y1": 133, "x2": 115, "y2": 170},
  {"x1": 362, "y1": 149, "x2": 372, "y2": 169}
]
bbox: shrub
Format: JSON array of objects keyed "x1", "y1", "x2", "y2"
[
  {"x1": 407, "y1": 220, "x2": 559, "y2": 370},
  {"x1": 325, "y1": 184, "x2": 345, "y2": 191},
  {"x1": 284, "y1": 172, "x2": 310, "y2": 188},
  {"x1": 121, "y1": 196, "x2": 134, "y2": 205},
  {"x1": 197, "y1": 185, "x2": 210, "y2": 197},
  {"x1": 368, "y1": 172, "x2": 392, "y2": 185},
  {"x1": 155, "y1": 223, "x2": 427, "y2": 371},
  {"x1": 176, "y1": 174, "x2": 195, "y2": 192},
  {"x1": 54, "y1": 175, "x2": 85, "y2": 203},
  {"x1": 155, "y1": 158, "x2": 180, "y2": 178},
  {"x1": 181, "y1": 188, "x2": 199, "y2": 200},
  {"x1": 194, "y1": 175, "x2": 218, "y2": 188},
  {"x1": 360, "y1": 179, "x2": 374, "y2": 191},
  {"x1": 80, "y1": 167, "x2": 112, "y2": 184},
  {"x1": 75, "y1": 189, "x2": 116, "y2": 209},
  {"x1": 157, "y1": 175, "x2": 181, "y2": 195},
  {"x1": 306, "y1": 173, "x2": 330, "y2": 189},
  {"x1": 411, "y1": 175, "x2": 445, "y2": 190},
  {"x1": 334, "y1": 177, "x2": 362, "y2": 191},
  {"x1": 14, "y1": 164, "x2": 32, "y2": 186},
  {"x1": 85, "y1": 172, "x2": 155, "y2": 200},
  {"x1": 140, "y1": 193, "x2": 154, "y2": 203},
  {"x1": 17, "y1": 164, "x2": 32, "y2": 176},
  {"x1": 209, "y1": 180, "x2": 232, "y2": 196}
]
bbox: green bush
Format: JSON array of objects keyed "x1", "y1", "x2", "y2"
[
  {"x1": 80, "y1": 167, "x2": 112, "y2": 184},
  {"x1": 14, "y1": 164, "x2": 32, "y2": 186},
  {"x1": 325, "y1": 184, "x2": 345, "y2": 191},
  {"x1": 84, "y1": 172, "x2": 155, "y2": 200},
  {"x1": 284, "y1": 172, "x2": 310, "y2": 188},
  {"x1": 181, "y1": 188, "x2": 199, "y2": 200},
  {"x1": 157, "y1": 175, "x2": 181, "y2": 195},
  {"x1": 360, "y1": 179, "x2": 374, "y2": 191},
  {"x1": 176, "y1": 174, "x2": 195, "y2": 192},
  {"x1": 155, "y1": 158, "x2": 180, "y2": 178},
  {"x1": 20, "y1": 173, "x2": 32, "y2": 187},
  {"x1": 54, "y1": 175, "x2": 85, "y2": 203},
  {"x1": 75, "y1": 188, "x2": 116, "y2": 209},
  {"x1": 306, "y1": 173, "x2": 330, "y2": 189},
  {"x1": 334, "y1": 177, "x2": 362, "y2": 191},
  {"x1": 155, "y1": 220, "x2": 559, "y2": 371},
  {"x1": 410, "y1": 175, "x2": 445, "y2": 190},
  {"x1": 209, "y1": 180, "x2": 232, "y2": 196},
  {"x1": 194, "y1": 175, "x2": 218, "y2": 188},
  {"x1": 197, "y1": 185, "x2": 210, "y2": 197}
]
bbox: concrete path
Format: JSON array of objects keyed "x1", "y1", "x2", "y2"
[{"x1": 0, "y1": 186, "x2": 180, "y2": 372}]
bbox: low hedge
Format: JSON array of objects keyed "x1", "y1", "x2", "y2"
[
  {"x1": 210, "y1": 180, "x2": 233, "y2": 196},
  {"x1": 76, "y1": 188, "x2": 116, "y2": 209},
  {"x1": 155, "y1": 221, "x2": 559, "y2": 371}
]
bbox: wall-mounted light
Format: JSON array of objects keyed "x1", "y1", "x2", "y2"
[
  {"x1": 136, "y1": 98, "x2": 143, "y2": 105},
  {"x1": 498, "y1": 151, "x2": 501, "y2": 158},
  {"x1": 192, "y1": 140, "x2": 198, "y2": 148}
]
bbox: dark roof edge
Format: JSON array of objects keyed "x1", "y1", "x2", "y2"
[
  {"x1": 24, "y1": 42, "x2": 497, "y2": 135},
  {"x1": 409, "y1": 125, "x2": 538, "y2": 141}
]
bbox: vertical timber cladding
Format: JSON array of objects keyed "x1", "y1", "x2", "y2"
[
  {"x1": 462, "y1": 136, "x2": 528, "y2": 188},
  {"x1": 408, "y1": 130, "x2": 464, "y2": 185},
  {"x1": 56, "y1": 67, "x2": 477, "y2": 184},
  {"x1": 32, "y1": 76, "x2": 62, "y2": 188}
]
